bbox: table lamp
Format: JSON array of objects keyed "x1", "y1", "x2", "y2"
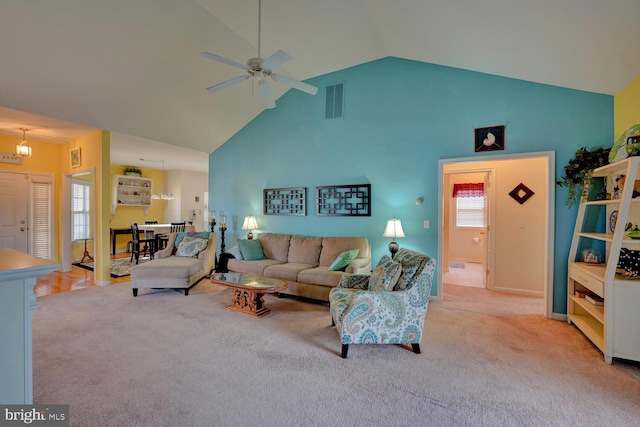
[
  {"x1": 242, "y1": 215, "x2": 258, "y2": 239},
  {"x1": 383, "y1": 217, "x2": 405, "y2": 258}
]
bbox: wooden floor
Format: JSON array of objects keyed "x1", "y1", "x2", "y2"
[{"x1": 34, "y1": 255, "x2": 132, "y2": 297}]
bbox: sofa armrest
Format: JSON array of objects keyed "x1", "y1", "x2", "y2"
[
  {"x1": 155, "y1": 233, "x2": 177, "y2": 259},
  {"x1": 197, "y1": 232, "x2": 217, "y2": 274},
  {"x1": 337, "y1": 274, "x2": 370, "y2": 290},
  {"x1": 345, "y1": 257, "x2": 371, "y2": 274}
]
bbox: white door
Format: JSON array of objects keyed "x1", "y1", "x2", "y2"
[{"x1": 0, "y1": 171, "x2": 29, "y2": 251}]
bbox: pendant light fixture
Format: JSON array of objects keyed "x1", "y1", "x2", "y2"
[
  {"x1": 139, "y1": 158, "x2": 175, "y2": 200},
  {"x1": 16, "y1": 128, "x2": 32, "y2": 157}
]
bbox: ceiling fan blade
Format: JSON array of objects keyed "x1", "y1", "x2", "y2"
[
  {"x1": 261, "y1": 49, "x2": 293, "y2": 71},
  {"x1": 206, "y1": 75, "x2": 250, "y2": 92},
  {"x1": 271, "y1": 74, "x2": 318, "y2": 95},
  {"x1": 200, "y1": 52, "x2": 248, "y2": 70},
  {"x1": 258, "y1": 80, "x2": 276, "y2": 109}
]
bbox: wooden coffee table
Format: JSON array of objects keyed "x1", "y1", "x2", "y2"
[{"x1": 211, "y1": 272, "x2": 288, "y2": 318}]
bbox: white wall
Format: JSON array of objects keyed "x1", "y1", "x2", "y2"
[
  {"x1": 445, "y1": 156, "x2": 547, "y2": 297},
  {"x1": 165, "y1": 170, "x2": 208, "y2": 231}
]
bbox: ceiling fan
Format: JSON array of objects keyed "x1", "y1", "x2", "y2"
[{"x1": 200, "y1": 0, "x2": 318, "y2": 109}]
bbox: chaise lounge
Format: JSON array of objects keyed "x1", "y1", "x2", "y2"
[{"x1": 130, "y1": 231, "x2": 216, "y2": 296}]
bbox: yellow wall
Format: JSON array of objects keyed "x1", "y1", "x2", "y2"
[
  {"x1": 614, "y1": 76, "x2": 640, "y2": 137},
  {"x1": 0, "y1": 131, "x2": 111, "y2": 283},
  {"x1": 109, "y1": 164, "x2": 167, "y2": 253}
]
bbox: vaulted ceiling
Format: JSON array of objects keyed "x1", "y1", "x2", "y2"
[{"x1": 1, "y1": 0, "x2": 638, "y2": 172}]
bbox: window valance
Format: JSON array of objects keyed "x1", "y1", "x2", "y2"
[{"x1": 452, "y1": 183, "x2": 484, "y2": 198}]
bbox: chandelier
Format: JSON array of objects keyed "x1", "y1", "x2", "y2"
[{"x1": 139, "y1": 158, "x2": 174, "y2": 200}]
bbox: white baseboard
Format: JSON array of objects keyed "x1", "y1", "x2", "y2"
[{"x1": 490, "y1": 286, "x2": 544, "y2": 298}]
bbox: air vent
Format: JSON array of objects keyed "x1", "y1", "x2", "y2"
[{"x1": 325, "y1": 83, "x2": 344, "y2": 119}]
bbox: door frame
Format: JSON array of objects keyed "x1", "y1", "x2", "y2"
[{"x1": 437, "y1": 151, "x2": 555, "y2": 318}]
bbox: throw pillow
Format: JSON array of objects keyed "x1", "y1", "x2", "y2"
[
  {"x1": 175, "y1": 236, "x2": 208, "y2": 258},
  {"x1": 238, "y1": 239, "x2": 266, "y2": 261},
  {"x1": 227, "y1": 245, "x2": 244, "y2": 260},
  {"x1": 328, "y1": 248, "x2": 360, "y2": 271},
  {"x1": 368, "y1": 257, "x2": 402, "y2": 291}
]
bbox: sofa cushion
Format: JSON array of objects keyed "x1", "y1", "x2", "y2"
[
  {"x1": 264, "y1": 263, "x2": 316, "y2": 282},
  {"x1": 287, "y1": 235, "x2": 322, "y2": 265},
  {"x1": 257, "y1": 233, "x2": 292, "y2": 262},
  {"x1": 175, "y1": 236, "x2": 208, "y2": 258},
  {"x1": 297, "y1": 266, "x2": 349, "y2": 288},
  {"x1": 319, "y1": 236, "x2": 369, "y2": 267},
  {"x1": 227, "y1": 258, "x2": 284, "y2": 275},
  {"x1": 227, "y1": 245, "x2": 243, "y2": 260},
  {"x1": 369, "y1": 257, "x2": 402, "y2": 291},
  {"x1": 238, "y1": 239, "x2": 266, "y2": 260},
  {"x1": 328, "y1": 248, "x2": 360, "y2": 271},
  {"x1": 131, "y1": 256, "x2": 202, "y2": 279}
]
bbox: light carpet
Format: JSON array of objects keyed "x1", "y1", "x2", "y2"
[
  {"x1": 32, "y1": 281, "x2": 640, "y2": 426},
  {"x1": 74, "y1": 257, "x2": 148, "y2": 277}
]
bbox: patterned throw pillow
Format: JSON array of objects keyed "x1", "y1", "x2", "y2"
[
  {"x1": 175, "y1": 236, "x2": 208, "y2": 258},
  {"x1": 368, "y1": 257, "x2": 402, "y2": 291},
  {"x1": 329, "y1": 249, "x2": 360, "y2": 271}
]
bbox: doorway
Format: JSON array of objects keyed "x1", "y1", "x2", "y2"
[
  {"x1": 443, "y1": 170, "x2": 491, "y2": 289},
  {"x1": 0, "y1": 170, "x2": 54, "y2": 258},
  {"x1": 437, "y1": 151, "x2": 555, "y2": 318}
]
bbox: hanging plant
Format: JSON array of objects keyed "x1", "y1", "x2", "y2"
[{"x1": 557, "y1": 146, "x2": 610, "y2": 207}]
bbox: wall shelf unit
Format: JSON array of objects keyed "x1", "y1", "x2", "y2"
[
  {"x1": 112, "y1": 174, "x2": 152, "y2": 215},
  {"x1": 567, "y1": 156, "x2": 640, "y2": 364}
]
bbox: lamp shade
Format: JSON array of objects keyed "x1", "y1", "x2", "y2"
[
  {"x1": 242, "y1": 215, "x2": 258, "y2": 230},
  {"x1": 383, "y1": 218, "x2": 405, "y2": 239}
]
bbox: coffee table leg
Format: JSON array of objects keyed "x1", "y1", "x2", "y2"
[{"x1": 228, "y1": 289, "x2": 271, "y2": 317}]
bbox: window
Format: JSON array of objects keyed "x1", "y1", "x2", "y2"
[
  {"x1": 456, "y1": 196, "x2": 486, "y2": 228},
  {"x1": 72, "y1": 181, "x2": 91, "y2": 240}
]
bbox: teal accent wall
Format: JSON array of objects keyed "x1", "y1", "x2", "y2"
[{"x1": 209, "y1": 57, "x2": 613, "y2": 315}]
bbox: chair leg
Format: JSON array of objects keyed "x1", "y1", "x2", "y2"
[
  {"x1": 411, "y1": 343, "x2": 421, "y2": 354},
  {"x1": 132, "y1": 289, "x2": 138, "y2": 297},
  {"x1": 184, "y1": 288, "x2": 189, "y2": 296},
  {"x1": 341, "y1": 344, "x2": 349, "y2": 359},
  {"x1": 331, "y1": 318, "x2": 335, "y2": 327}
]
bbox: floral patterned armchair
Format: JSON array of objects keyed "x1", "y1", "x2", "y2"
[{"x1": 329, "y1": 248, "x2": 436, "y2": 358}]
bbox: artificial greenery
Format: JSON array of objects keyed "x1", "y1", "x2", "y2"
[
  {"x1": 557, "y1": 146, "x2": 610, "y2": 207},
  {"x1": 124, "y1": 166, "x2": 142, "y2": 175}
]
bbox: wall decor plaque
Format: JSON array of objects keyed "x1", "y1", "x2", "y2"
[
  {"x1": 263, "y1": 187, "x2": 306, "y2": 216},
  {"x1": 316, "y1": 184, "x2": 371, "y2": 216}
]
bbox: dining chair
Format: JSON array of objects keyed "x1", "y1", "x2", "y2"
[
  {"x1": 130, "y1": 222, "x2": 156, "y2": 264},
  {"x1": 170, "y1": 222, "x2": 186, "y2": 232}
]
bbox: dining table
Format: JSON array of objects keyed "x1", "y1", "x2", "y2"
[
  {"x1": 137, "y1": 223, "x2": 196, "y2": 235},
  {"x1": 137, "y1": 223, "x2": 196, "y2": 251}
]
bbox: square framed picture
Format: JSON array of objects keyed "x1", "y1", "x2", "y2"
[
  {"x1": 70, "y1": 147, "x2": 81, "y2": 168},
  {"x1": 475, "y1": 125, "x2": 505, "y2": 152}
]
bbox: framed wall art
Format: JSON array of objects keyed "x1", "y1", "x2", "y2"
[
  {"x1": 263, "y1": 187, "x2": 306, "y2": 216},
  {"x1": 316, "y1": 184, "x2": 371, "y2": 216},
  {"x1": 70, "y1": 147, "x2": 82, "y2": 168},
  {"x1": 475, "y1": 125, "x2": 505, "y2": 152}
]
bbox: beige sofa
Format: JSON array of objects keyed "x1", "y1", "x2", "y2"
[
  {"x1": 227, "y1": 232, "x2": 371, "y2": 302},
  {"x1": 131, "y1": 231, "x2": 216, "y2": 296}
]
